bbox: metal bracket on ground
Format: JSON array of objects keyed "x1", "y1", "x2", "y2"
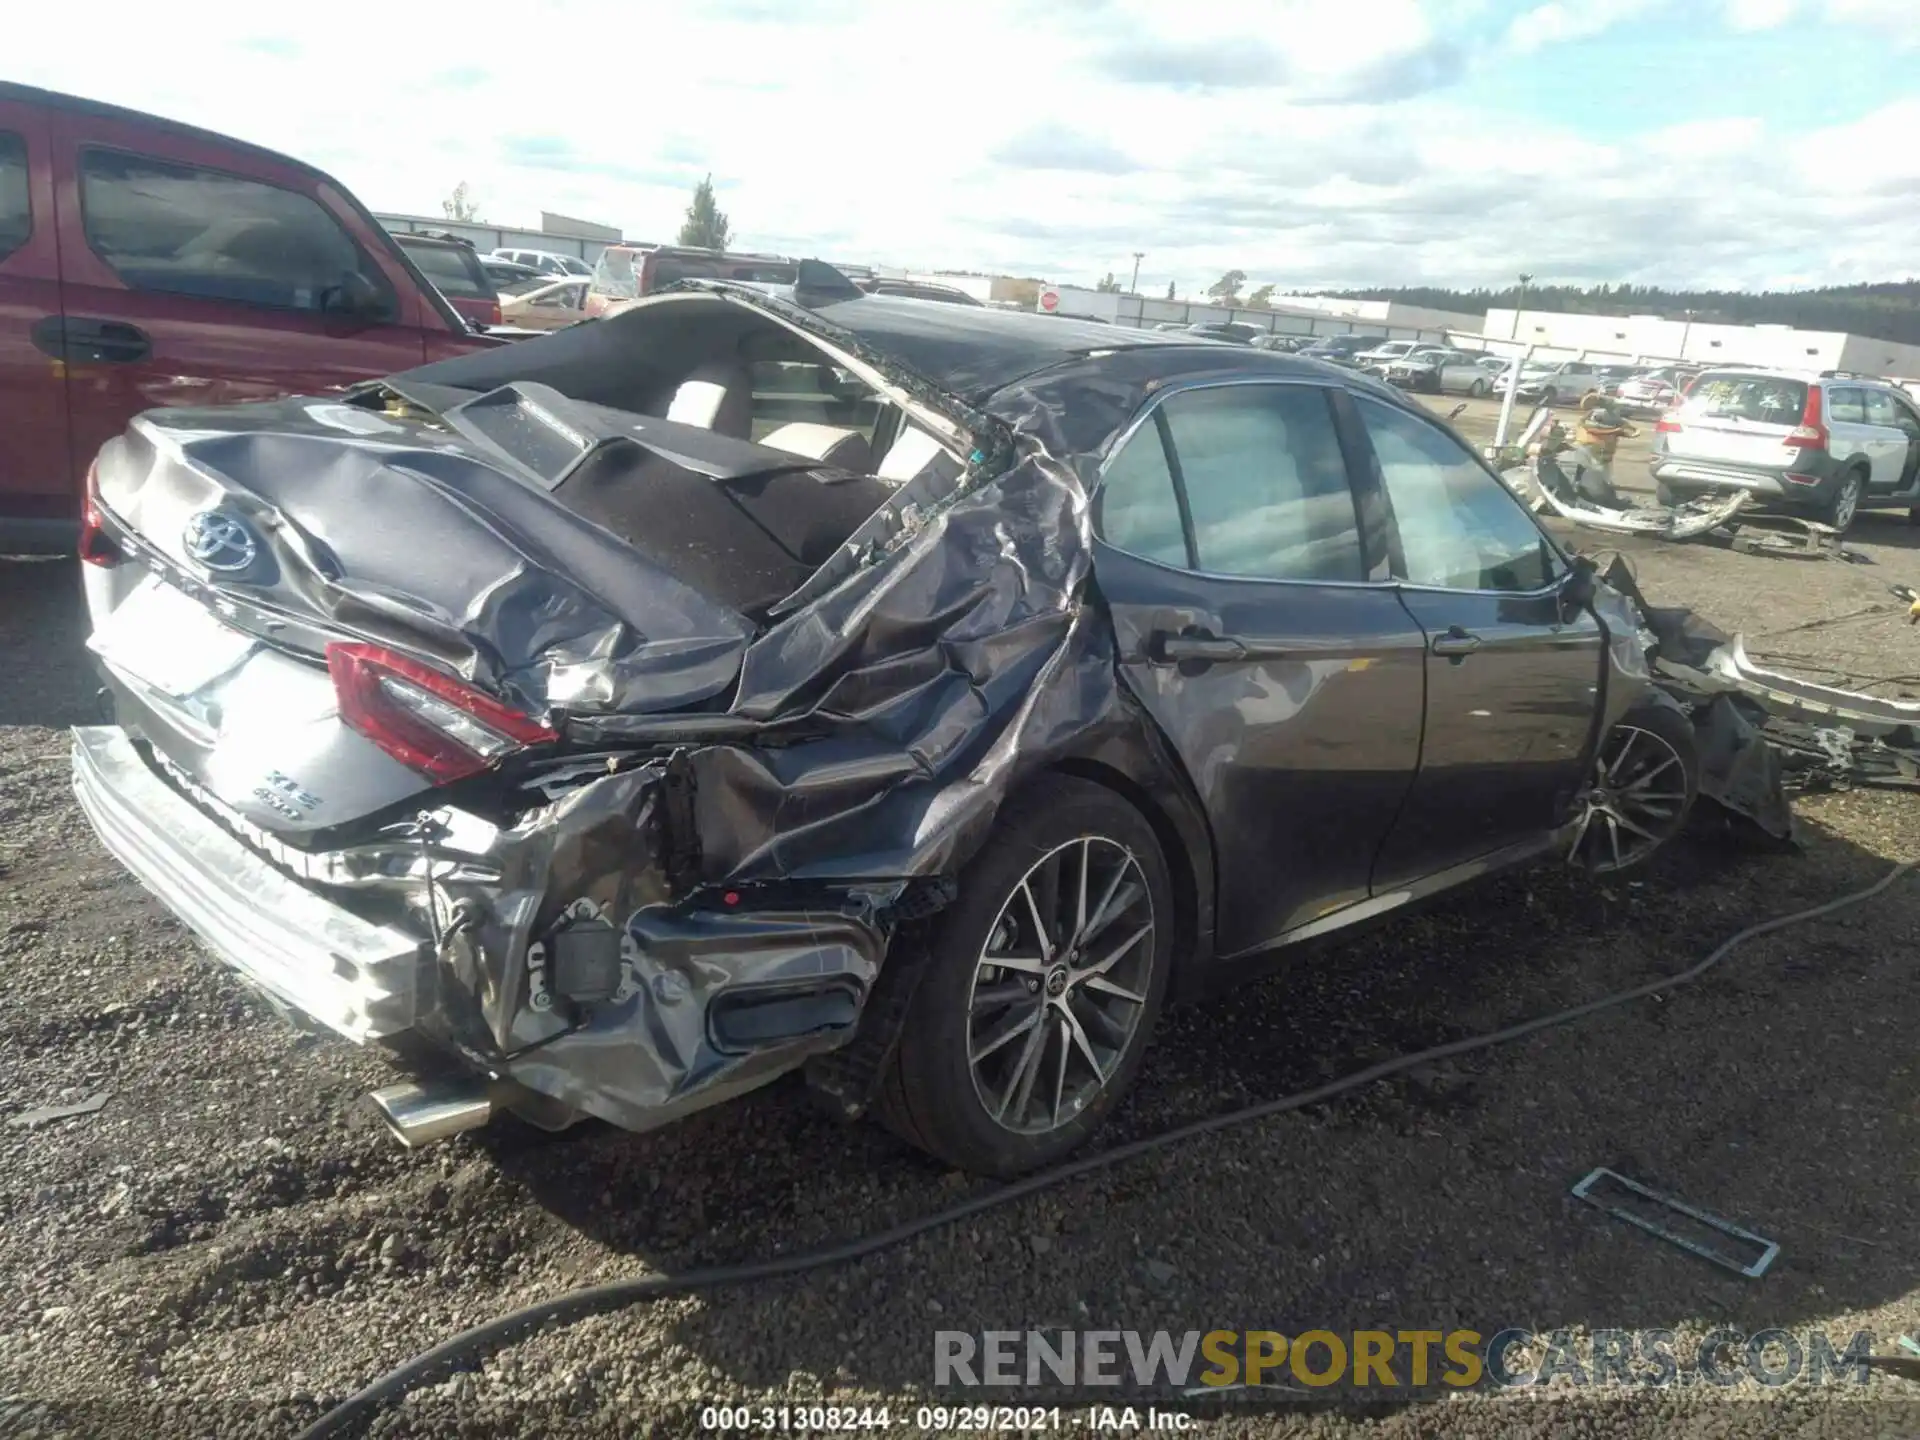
[{"x1": 1571, "y1": 1166, "x2": 1780, "y2": 1278}]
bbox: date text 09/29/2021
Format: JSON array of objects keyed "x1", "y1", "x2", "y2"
[{"x1": 699, "y1": 1405, "x2": 1193, "y2": 1431}]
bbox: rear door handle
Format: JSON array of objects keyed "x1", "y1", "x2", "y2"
[
  {"x1": 32, "y1": 316, "x2": 152, "y2": 364},
  {"x1": 1152, "y1": 630, "x2": 1247, "y2": 663},
  {"x1": 1431, "y1": 625, "x2": 1481, "y2": 659}
]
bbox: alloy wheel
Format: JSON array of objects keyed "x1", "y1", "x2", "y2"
[
  {"x1": 966, "y1": 837, "x2": 1155, "y2": 1136},
  {"x1": 1570, "y1": 724, "x2": 1691, "y2": 872},
  {"x1": 1833, "y1": 473, "x2": 1861, "y2": 531}
]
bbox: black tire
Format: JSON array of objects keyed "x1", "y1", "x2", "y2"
[
  {"x1": 876, "y1": 774, "x2": 1175, "y2": 1177},
  {"x1": 1570, "y1": 702, "x2": 1699, "y2": 874},
  {"x1": 1816, "y1": 467, "x2": 1865, "y2": 534},
  {"x1": 1654, "y1": 479, "x2": 1681, "y2": 507},
  {"x1": 1470, "y1": 378, "x2": 1490, "y2": 398}
]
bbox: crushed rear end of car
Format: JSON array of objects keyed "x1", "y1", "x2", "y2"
[{"x1": 69, "y1": 277, "x2": 1153, "y2": 1141}]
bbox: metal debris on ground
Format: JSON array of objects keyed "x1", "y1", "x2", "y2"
[
  {"x1": 1725, "y1": 515, "x2": 1860, "y2": 562},
  {"x1": 1531, "y1": 464, "x2": 1752, "y2": 540},
  {"x1": 1599, "y1": 559, "x2": 1920, "y2": 795},
  {"x1": 1502, "y1": 411, "x2": 1753, "y2": 541},
  {"x1": 1571, "y1": 1167, "x2": 1781, "y2": 1278},
  {"x1": 8, "y1": 1092, "x2": 110, "y2": 1129},
  {"x1": 1505, "y1": 399, "x2": 1852, "y2": 556}
]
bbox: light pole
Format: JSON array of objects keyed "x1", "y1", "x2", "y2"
[
  {"x1": 1495, "y1": 273, "x2": 1535, "y2": 452},
  {"x1": 1129, "y1": 252, "x2": 1144, "y2": 295},
  {"x1": 1679, "y1": 308, "x2": 1697, "y2": 361},
  {"x1": 1509, "y1": 272, "x2": 1533, "y2": 340}
]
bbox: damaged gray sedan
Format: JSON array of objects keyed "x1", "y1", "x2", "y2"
[{"x1": 71, "y1": 262, "x2": 1701, "y2": 1177}]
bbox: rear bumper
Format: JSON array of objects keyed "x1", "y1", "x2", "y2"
[
  {"x1": 71, "y1": 725, "x2": 424, "y2": 1040},
  {"x1": 71, "y1": 723, "x2": 898, "y2": 1133},
  {"x1": 1649, "y1": 452, "x2": 1840, "y2": 504}
]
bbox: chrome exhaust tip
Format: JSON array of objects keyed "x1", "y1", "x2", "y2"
[{"x1": 368, "y1": 1080, "x2": 495, "y2": 1148}]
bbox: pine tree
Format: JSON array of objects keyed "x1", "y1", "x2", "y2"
[{"x1": 676, "y1": 175, "x2": 732, "y2": 250}]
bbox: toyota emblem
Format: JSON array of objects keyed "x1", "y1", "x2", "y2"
[{"x1": 182, "y1": 511, "x2": 258, "y2": 573}]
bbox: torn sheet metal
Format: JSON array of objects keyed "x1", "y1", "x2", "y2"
[{"x1": 1595, "y1": 557, "x2": 1796, "y2": 840}]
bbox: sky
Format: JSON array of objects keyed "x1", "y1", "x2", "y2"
[{"x1": 9, "y1": 0, "x2": 1919, "y2": 298}]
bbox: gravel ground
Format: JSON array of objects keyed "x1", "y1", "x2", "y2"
[{"x1": 4, "y1": 434, "x2": 1920, "y2": 1439}]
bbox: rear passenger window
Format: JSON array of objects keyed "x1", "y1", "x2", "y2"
[
  {"x1": 403, "y1": 242, "x2": 488, "y2": 298},
  {"x1": 1863, "y1": 390, "x2": 1900, "y2": 428},
  {"x1": 0, "y1": 131, "x2": 29, "y2": 261},
  {"x1": 1827, "y1": 389, "x2": 1865, "y2": 424},
  {"x1": 79, "y1": 149, "x2": 394, "y2": 316},
  {"x1": 1160, "y1": 384, "x2": 1363, "y2": 582},
  {"x1": 1097, "y1": 418, "x2": 1189, "y2": 568}
]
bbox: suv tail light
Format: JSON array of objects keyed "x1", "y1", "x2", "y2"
[
  {"x1": 78, "y1": 461, "x2": 123, "y2": 568},
  {"x1": 1784, "y1": 385, "x2": 1827, "y2": 450},
  {"x1": 1655, "y1": 410, "x2": 1683, "y2": 433},
  {"x1": 326, "y1": 641, "x2": 558, "y2": 782}
]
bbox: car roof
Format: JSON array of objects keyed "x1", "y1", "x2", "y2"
[{"x1": 804, "y1": 294, "x2": 1229, "y2": 399}]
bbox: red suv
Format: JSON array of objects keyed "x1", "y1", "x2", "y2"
[{"x1": 0, "y1": 83, "x2": 494, "y2": 553}]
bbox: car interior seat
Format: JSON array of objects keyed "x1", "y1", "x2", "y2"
[
  {"x1": 756, "y1": 422, "x2": 875, "y2": 475},
  {"x1": 665, "y1": 360, "x2": 755, "y2": 438}
]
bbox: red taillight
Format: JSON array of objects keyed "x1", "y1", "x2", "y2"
[
  {"x1": 1655, "y1": 411, "x2": 1683, "y2": 433},
  {"x1": 485, "y1": 300, "x2": 502, "y2": 327},
  {"x1": 1784, "y1": 385, "x2": 1827, "y2": 450},
  {"x1": 78, "y1": 461, "x2": 123, "y2": 568},
  {"x1": 326, "y1": 641, "x2": 557, "y2": 782}
]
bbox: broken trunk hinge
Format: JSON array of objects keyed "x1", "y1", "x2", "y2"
[{"x1": 659, "y1": 748, "x2": 702, "y2": 897}]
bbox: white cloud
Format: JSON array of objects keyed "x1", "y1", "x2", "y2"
[
  {"x1": 1826, "y1": 0, "x2": 1920, "y2": 45},
  {"x1": 1722, "y1": 0, "x2": 1799, "y2": 30},
  {"x1": 5, "y1": 0, "x2": 1917, "y2": 294},
  {"x1": 1503, "y1": 0, "x2": 1657, "y2": 53}
]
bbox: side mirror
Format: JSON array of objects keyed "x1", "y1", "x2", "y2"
[
  {"x1": 1561, "y1": 554, "x2": 1598, "y2": 612},
  {"x1": 321, "y1": 271, "x2": 393, "y2": 327}
]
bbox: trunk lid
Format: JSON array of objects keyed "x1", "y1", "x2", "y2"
[
  {"x1": 1661, "y1": 373, "x2": 1810, "y2": 467},
  {"x1": 84, "y1": 386, "x2": 866, "y2": 833}
]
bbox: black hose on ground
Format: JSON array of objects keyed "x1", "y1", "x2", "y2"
[{"x1": 297, "y1": 859, "x2": 1918, "y2": 1439}]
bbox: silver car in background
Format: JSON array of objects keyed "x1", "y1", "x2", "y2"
[
  {"x1": 1383, "y1": 347, "x2": 1504, "y2": 396},
  {"x1": 1650, "y1": 369, "x2": 1920, "y2": 531}
]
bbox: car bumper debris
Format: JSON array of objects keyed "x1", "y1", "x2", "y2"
[
  {"x1": 1597, "y1": 558, "x2": 1920, "y2": 810},
  {"x1": 1526, "y1": 449, "x2": 1752, "y2": 540}
]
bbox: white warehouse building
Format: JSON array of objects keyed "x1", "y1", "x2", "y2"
[{"x1": 1484, "y1": 308, "x2": 1920, "y2": 379}]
